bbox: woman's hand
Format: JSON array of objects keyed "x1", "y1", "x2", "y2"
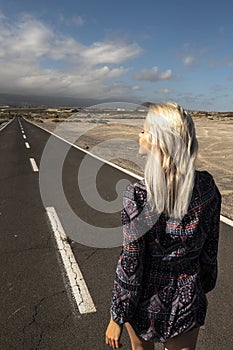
[{"x1": 105, "y1": 317, "x2": 123, "y2": 348}]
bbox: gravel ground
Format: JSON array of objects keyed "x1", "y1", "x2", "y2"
[{"x1": 34, "y1": 114, "x2": 233, "y2": 220}]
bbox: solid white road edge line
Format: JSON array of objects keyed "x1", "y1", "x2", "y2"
[
  {"x1": 46, "y1": 206, "x2": 96, "y2": 314},
  {"x1": 220, "y1": 215, "x2": 233, "y2": 227},
  {"x1": 24, "y1": 118, "x2": 232, "y2": 227},
  {"x1": 25, "y1": 142, "x2": 30, "y2": 149},
  {"x1": 29, "y1": 158, "x2": 39, "y2": 172},
  {"x1": 24, "y1": 117, "x2": 143, "y2": 181},
  {"x1": 0, "y1": 118, "x2": 14, "y2": 131}
]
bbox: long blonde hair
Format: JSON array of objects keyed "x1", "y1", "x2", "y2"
[{"x1": 144, "y1": 102, "x2": 198, "y2": 220}]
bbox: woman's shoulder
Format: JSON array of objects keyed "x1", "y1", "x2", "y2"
[
  {"x1": 195, "y1": 169, "x2": 213, "y2": 182},
  {"x1": 122, "y1": 180, "x2": 147, "y2": 219},
  {"x1": 195, "y1": 170, "x2": 217, "y2": 190},
  {"x1": 191, "y1": 170, "x2": 221, "y2": 207}
]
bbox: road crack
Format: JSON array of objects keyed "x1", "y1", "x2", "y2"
[{"x1": 22, "y1": 290, "x2": 66, "y2": 350}]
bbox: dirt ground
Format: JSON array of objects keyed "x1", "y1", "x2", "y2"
[{"x1": 35, "y1": 114, "x2": 233, "y2": 220}]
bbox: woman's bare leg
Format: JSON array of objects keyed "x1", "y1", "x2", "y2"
[
  {"x1": 164, "y1": 327, "x2": 199, "y2": 350},
  {"x1": 125, "y1": 322, "x2": 154, "y2": 350}
]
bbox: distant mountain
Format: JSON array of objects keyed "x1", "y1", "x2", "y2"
[
  {"x1": 0, "y1": 93, "x2": 105, "y2": 108},
  {"x1": 0, "y1": 93, "x2": 141, "y2": 108},
  {"x1": 141, "y1": 101, "x2": 154, "y2": 108}
]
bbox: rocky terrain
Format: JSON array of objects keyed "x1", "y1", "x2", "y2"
[
  {"x1": 1, "y1": 105, "x2": 233, "y2": 125},
  {"x1": 1, "y1": 106, "x2": 232, "y2": 220}
]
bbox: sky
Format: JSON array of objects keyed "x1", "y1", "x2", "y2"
[{"x1": 0, "y1": 0, "x2": 233, "y2": 111}]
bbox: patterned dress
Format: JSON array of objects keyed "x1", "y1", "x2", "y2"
[{"x1": 110, "y1": 170, "x2": 221, "y2": 343}]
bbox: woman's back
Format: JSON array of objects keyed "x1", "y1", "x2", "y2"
[
  {"x1": 112, "y1": 170, "x2": 221, "y2": 342},
  {"x1": 127, "y1": 170, "x2": 220, "y2": 263}
]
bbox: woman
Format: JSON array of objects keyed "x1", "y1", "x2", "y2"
[{"x1": 105, "y1": 102, "x2": 221, "y2": 350}]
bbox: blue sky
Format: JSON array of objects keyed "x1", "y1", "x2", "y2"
[{"x1": 0, "y1": 0, "x2": 233, "y2": 111}]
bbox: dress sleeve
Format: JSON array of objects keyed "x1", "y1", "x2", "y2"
[
  {"x1": 199, "y1": 183, "x2": 221, "y2": 293},
  {"x1": 110, "y1": 183, "x2": 146, "y2": 325}
]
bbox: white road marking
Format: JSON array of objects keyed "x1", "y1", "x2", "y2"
[
  {"x1": 46, "y1": 206, "x2": 96, "y2": 314},
  {"x1": 24, "y1": 118, "x2": 233, "y2": 228},
  {"x1": 24, "y1": 118, "x2": 143, "y2": 180},
  {"x1": 0, "y1": 118, "x2": 14, "y2": 131},
  {"x1": 220, "y1": 215, "x2": 233, "y2": 227},
  {"x1": 22, "y1": 130, "x2": 25, "y2": 134},
  {"x1": 29, "y1": 158, "x2": 39, "y2": 172},
  {"x1": 23, "y1": 135, "x2": 27, "y2": 139},
  {"x1": 25, "y1": 142, "x2": 30, "y2": 149}
]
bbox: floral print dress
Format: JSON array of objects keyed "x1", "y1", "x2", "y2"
[{"x1": 110, "y1": 170, "x2": 221, "y2": 343}]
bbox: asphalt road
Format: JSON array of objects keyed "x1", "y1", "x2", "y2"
[{"x1": 0, "y1": 117, "x2": 232, "y2": 350}]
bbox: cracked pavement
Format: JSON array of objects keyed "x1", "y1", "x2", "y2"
[{"x1": 0, "y1": 117, "x2": 232, "y2": 350}]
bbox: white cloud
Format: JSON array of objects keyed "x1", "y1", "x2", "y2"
[
  {"x1": 154, "y1": 88, "x2": 171, "y2": 94},
  {"x1": 159, "y1": 70, "x2": 172, "y2": 79},
  {"x1": 134, "y1": 66, "x2": 173, "y2": 82},
  {"x1": 182, "y1": 55, "x2": 195, "y2": 66},
  {"x1": 0, "y1": 12, "x2": 142, "y2": 99},
  {"x1": 80, "y1": 41, "x2": 142, "y2": 65},
  {"x1": 131, "y1": 85, "x2": 141, "y2": 91},
  {"x1": 0, "y1": 14, "x2": 83, "y2": 61}
]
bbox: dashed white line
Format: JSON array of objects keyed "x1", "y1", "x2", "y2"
[
  {"x1": 46, "y1": 206, "x2": 96, "y2": 314},
  {"x1": 25, "y1": 142, "x2": 30, "y2": 149},
  {"x1": 25, "y1": 118, "x2": 143, "y2": 181},
  {"x1": 29, "y1": 158, "x2": 39, "y2": 172},
  {"x1": 23, "y1": 135, "x2": 27, "y2": 139}
]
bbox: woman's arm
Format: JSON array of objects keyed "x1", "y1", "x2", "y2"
[
  {"x1": 106, "y1": 184, "x2": 146, "y2": 347},
  {"x1": 200, "y1": 184, "x2": 221, "y2": 293},
  {"x1": 110, "y1": 183, "x2": 146, "y2": 325}
]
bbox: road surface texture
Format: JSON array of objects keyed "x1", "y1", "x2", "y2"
[{"x1": 0, "y1": 117, "x2": 232, "y2": 349}]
